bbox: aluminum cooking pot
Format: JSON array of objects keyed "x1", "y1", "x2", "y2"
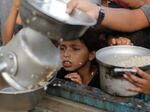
[
  {"x1": 0, "y1": 27, "x2": 61, "y2": 90},
  {"x1": 20, "y1": 0, "x2": 97, "y2": 41},
  {"x1": 0, "y1": 76, "x2": 45, "y2": 112},
  {"x1": 96, "y1": 45, "x2": 150, "y2": 96}
]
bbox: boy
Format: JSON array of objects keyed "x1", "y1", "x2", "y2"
[{"x1": 57, "y1": 29, "x2": 101, "y2": 88}]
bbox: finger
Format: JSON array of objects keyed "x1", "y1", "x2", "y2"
[
  {"x1": 124, "y1": 74, "x2": 142, "y2": 87},
  {"x1": 119, "y1": 37, "x2": 131, "y2": 45},
  {"x1": 126, "y1": 39, "x2": 131, "y2": 45},
  {"x1": 70, "y1": 78, "x2": 82, "y2": 84},
  {"x1": 66, "y1": 0, "x2": 77, "y2": 14},
  {"x1": 65, "y1": 75, "x2": 79, "y2": 79},
  {"x1": 65, "y1": 73, "x2": 81, "y2": 79},
  {"x1": 123, "y1": 74, "x2": 134, "y2": 83},
  {"x1": 118, "y1": 37, "x2": 127, "y2": 45},
  {"x1": 108, "y1": 37, "x2": 116, "y2": 45},
  {"x1": 111, "y1": 38, "x2": 117, "y2": 45},
  {"x1": 116, "y1": 39, "x2": 122, "y2": 45},
  {"x1": 135, "y1": 67, "x2": 150, "y2": 79},
  {"x1": 124, "y1": 73, "x2": 144, "y2": 85},
  {"x1": 127, "y1": 86, "x2": 143, "y2": 93},
  {"x1": 122, "y1": 39, "x2": 130, "y2": 45}
]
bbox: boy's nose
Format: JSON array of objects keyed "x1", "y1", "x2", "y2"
[{"x1": 63, "y1": 50, "x2": 71, "y2": 57}]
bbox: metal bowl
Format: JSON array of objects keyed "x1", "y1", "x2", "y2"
[
  {"x1": 96, "y1": 45, "x2": 150, "y2": 96},
  {"x1": 20, "y1": 0, "x2": 97, "y2": 40},
  {"x1": 0, "y1": 76, "x2": 45, "y2": 111}
]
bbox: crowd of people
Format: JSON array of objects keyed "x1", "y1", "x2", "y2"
[{"x1": 1, "y1": 0, "x2": 150, "y2": 99}]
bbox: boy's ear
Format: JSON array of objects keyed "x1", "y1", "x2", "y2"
[{"x1": 89, "y1": 51, "x2": 96, "y2": 61}]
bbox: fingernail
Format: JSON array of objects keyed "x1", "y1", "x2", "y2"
[{"x1": 123, "y1": 74, "x2": 127, "y2": 78}]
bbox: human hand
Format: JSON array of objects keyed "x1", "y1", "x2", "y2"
[
  {"x1": 65, "y1": 72, "x2": 82, "y2": 84},
  {"x1": 124, "y1": 67, "x2": 150, "y2": 96},
  {"x1": 108, "y1": 35, "x2": 131, "y2": 45},
  {"x1": 67, "y1": 0, "x2": 100, "y2": 19}
]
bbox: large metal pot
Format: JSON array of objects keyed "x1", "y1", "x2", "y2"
[
  {"x1": 20, "y1": 0, "x2": 97, "y2": 41},
  {"x1": 0, "y1": 27, "x2": 61, "y2": 90},
  {"x1": 0, "y1": 76, "x2": 45, "y2": 112},
  {"x1": 96, "y1": 45, "x2": 150, "y2": 96}
]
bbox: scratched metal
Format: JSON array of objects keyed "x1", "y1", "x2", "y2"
[{"x1": 46, "y1": 78, "x2": 150, "y2": 112}]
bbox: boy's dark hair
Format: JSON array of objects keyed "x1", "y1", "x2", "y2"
[{"x1": 79, "y1": 28, "x2": 101, "y2": 52}]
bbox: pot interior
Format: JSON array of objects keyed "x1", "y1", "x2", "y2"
[{"x1": 96, "y1": 45, "x2": 150, "y2": 68}]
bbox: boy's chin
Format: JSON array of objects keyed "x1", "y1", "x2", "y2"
[{"x1": 64, "y1": 67, "x2": 75, "y2": 72}]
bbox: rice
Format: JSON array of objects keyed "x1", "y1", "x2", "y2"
[{"x1": 116, "y1": 56, "x2": 150, "y2": 67}]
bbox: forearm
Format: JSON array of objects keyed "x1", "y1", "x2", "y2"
[
  {"x1": 99, "y1": 7, "x2": 149, "y2": 32},
  {"x1": 67, "y1": 0, "x2": 149, "y2": 32},
  {"x1": 2, "y1": 6, "x2": 19, "y2": 45}
]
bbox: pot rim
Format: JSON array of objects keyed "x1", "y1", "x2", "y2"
[
  {"x1": 96, "y1": 45, "x2": 150, "y2": 68},
  {"x1": 0, "y1": 86, "x2": 44, "y2": 94},
  {"x1": 25, "y1": 0, "x2": 96, "y2": 26}
]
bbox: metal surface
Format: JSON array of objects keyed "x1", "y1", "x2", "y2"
[
  {"x1": 20, "y1": 0, "x2": 96, "y2": 40},
  {"x1": 28, "y1": 0, "x2": 96, "y2": 25},
  {"x1": 0, "y1": 52, "x2": 17, "y2": 76},
  {"x1": 96, "y1": 45, "x2": 150, "y2": 67},
  {"x1": 46, "y1": 78, "x2": 150, "y2": 112},
  {"x1": 114, "y1": 68, "x2": 137, "y2": 73},
  {"x1": 0, "y1": 85, "x2": 45, "y2": 111},
  {"x1": 0, "y1": 27, "x2": 61, "y2": 90},
  {"x1": 96, "y1": 45, "x2": 150, "y2": 96}
]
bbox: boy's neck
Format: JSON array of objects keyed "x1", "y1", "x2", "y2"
[{"x1": 78, "y1": 63, "x2": 96, "y2": 85}]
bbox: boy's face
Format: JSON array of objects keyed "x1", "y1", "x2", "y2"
[{"x1": 59, "y1": 39, "x2": 95, "y2": 71}]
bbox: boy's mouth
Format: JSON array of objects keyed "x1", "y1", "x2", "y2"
[{"x1": 63, "y1": 61, "x2": 72, "y2": 67}]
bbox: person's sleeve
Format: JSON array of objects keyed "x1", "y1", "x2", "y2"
[{"x1": 141, "y1": 4, "x2": 150, "y2": 24}]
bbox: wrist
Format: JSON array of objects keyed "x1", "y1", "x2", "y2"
[{"x1": 94, "y1": 6, "x2": 105, "y2": 28}]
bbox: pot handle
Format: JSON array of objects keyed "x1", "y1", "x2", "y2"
[
  {"x1": 111, "y1": 68, "x2": 137, "y2": 77},
  {"x1": 114, "y1": 68, "x2": 137, "y2": 73}
]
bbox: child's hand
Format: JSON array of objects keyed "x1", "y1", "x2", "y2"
[
  {"x1": 65, "y1": 73, "x2": 82, "y2": 84},
  {"x1": 124, "y1": 67, "x2": 150, "y2": 96},
  {"x1": 108, "y1": 35, "x2": 131, "y2": 45}
]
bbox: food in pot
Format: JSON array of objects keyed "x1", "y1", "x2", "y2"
[{"x1": 116, "y1": 56, "x2": 150, "y2": 67}]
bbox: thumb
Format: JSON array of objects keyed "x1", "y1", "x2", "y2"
[{"x1": 66, "y1": 0, "x2": 77, "y2": 14}]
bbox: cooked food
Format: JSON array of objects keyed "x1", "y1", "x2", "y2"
[{"x1": 116, "y1": 56, "x2": 150, "y2": 67}]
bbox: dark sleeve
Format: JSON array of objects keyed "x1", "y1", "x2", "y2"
[
  {"x1": 88, "y1": 68, "x2": 100, "y2": 89},
  {"x1": 56, "y1": 68, "x2": 66, "y2": 79},
  {"x1": 56, "y1": 68, "x2": 75, "y2": 83}
]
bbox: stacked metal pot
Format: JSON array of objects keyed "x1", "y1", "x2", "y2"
[{"x1": 0, "y1": 0, "x2": 97, "y2": 111}]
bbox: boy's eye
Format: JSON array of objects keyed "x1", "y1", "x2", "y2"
[
  {"x1": 60, "y1": 47, "x2": 65, "y2": 51},
  {"x1": 73, "y1": 48, "x2": 80, "y2": 51}
]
